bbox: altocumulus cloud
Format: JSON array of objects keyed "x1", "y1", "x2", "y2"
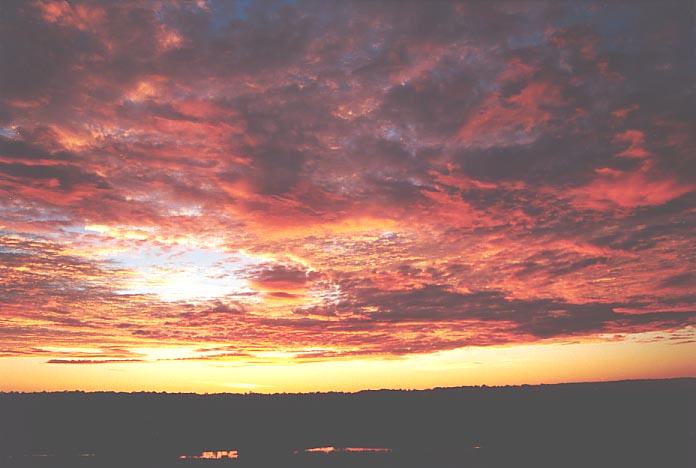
[{"x1": 0, "y1": 0, "x2": 694, "y2": 362}]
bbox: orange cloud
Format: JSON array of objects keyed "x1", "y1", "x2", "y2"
[{"x1": 0, "y1": 0, "x2": 694, "y2": 391}]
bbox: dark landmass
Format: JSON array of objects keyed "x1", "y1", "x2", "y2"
[{"x1": 1, "y1": 378, "x2": 694, "y2": 467}]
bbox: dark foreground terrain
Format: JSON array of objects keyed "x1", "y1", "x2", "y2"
[{"x1": 1, "y1": 379, "x2": 694, "y2": 467}]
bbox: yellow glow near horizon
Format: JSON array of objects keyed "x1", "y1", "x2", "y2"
[{"x1": 2, "y1": 334, "x2": 694, "y2": 394}]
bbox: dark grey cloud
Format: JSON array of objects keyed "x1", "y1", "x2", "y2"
[{"x1": 0, "y1": 0, "x2": 694, "y2": 361}]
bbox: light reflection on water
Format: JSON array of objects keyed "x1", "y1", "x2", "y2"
[
  {"x1": 299, "y1": 446, "x2": 392, "y2": 455},
  {"x1": 179, "y1": 450, "x2": 238, "y2": 460},
  {"x1": 9, "y1": 445, "x2": 489, "y2": 465}
]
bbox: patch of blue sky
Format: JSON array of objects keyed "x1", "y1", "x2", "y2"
[
  {"x1": 206, "y1": 0, "x2": 252, "y2": 36},
  {"x1": 552, "y1": 2, "x2": 643, "y2": 54},
  {"x1": 0, "y1": 127, "x2": 17, "y2": 138},
  {"x1": 110, "y1": 245, "x2": 260, "y2": 301},
  {"x1": 61, "y1": 225, "x2": 91, "y2": 236},
  {"x1": 506, "y1": 31, "x2": 546, "y2": 50}
]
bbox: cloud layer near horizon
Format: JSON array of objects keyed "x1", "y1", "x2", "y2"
[{"x1": 1, "y1": 0, "x2": 694, "y2": 364}]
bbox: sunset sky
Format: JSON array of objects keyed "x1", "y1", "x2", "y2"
[{"x1": 1, "y1": 0, "x2": 694, "y2": 393}]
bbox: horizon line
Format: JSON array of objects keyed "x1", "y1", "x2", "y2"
[{"x1": 2, "y1": 376, "x2": 694, "y2": 397}]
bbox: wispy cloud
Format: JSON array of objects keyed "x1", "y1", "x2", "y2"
[{"x1": 0, "y1": 1, "x2": 693, "y2": 369}]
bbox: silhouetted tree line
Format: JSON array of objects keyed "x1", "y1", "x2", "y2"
[{"x1": 1, "y1": 379, "x2": 694, "y2": 467}]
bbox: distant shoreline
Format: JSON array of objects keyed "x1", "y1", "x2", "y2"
[{"x1": 2, "y1": 376, "x2": 695, "y2": 396}]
